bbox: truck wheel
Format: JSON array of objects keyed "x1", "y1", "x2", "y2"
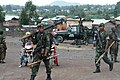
[
  {"x1": 88, "y1": 37, "x2": 93, "y2": 44},
  {"x1": 56, "y1": 36, "x2": 64, "y2": 43}
]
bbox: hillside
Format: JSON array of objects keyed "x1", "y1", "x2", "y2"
[{"x1": 50, "y1": 1, "x2": 80, "y2": 6}]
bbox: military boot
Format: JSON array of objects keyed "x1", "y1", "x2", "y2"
[
  {"x1": 109, "y1": 63, "x2": 113, "y2": 71},
  {"x1": 30, "y1": 75, "x2": 35, "y2": 80},
  {"x1": 93, "y1": 66, "x2": 101, "y2": 73},
  {"x1": 46, "y1": 74, "x2": 52, "y2": 80},
  {"x1": 1, "y1": 60, "x2": 6, "y2": 63},
  {"x1": 111, "y1": 57, "x2": 114, "y2": 62}
]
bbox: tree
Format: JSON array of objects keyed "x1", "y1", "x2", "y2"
[
  {"x1": 19, "y1": 1, "x2": 39, "y2": 25},
  {"x1": 105, "y1": 14, "x2": 110, "y2": 20},
  {"x1": 69, "y1": 6, "x2": 86, "y2": 18},
  {"x1": 114, "y1": 1, "x2": 120, "y2": 17},
  {"x1": 0, "y1": 5, "x2": 5, "y2": 23},
  {"x1": 6, "y1": 5, "x2": 12, "y2": 11},
  {"x1": 19, "y1": 8, "x2": 29, "y2": 25}
]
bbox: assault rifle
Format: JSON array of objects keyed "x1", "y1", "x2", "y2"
[
  {"x1": 21, "y1": 21, "x2": 61, "y2": 39},
  {"x1": 28, "y1": 54, "x2": 59, "y2": 66},
  {"x1": 96, "y1": 41, "x2": 115, "y2": 64},
  {"x1": 44, "y1": 21, "x2": 61, "y2": 31}
]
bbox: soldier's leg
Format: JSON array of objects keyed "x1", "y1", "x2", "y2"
[
  {"x1": 1, "y1": 49, "x2": 6, "y2": 63},
  {"x1": 110, "y1": 48, "x2": 114, "y2": 62},
  {"x1": 103, "y1": 53, "x2": 113, "y2": 71},
  {"x1": 30, "y1": 54, "x2": 41, "y2": 80},
  {"x1": 93, "y1": 52, "x2": 101, "y2": 73},
  {"x1": 114, "y1": 45, "x2": 119, "y2": 62},
  {"x1": 114, "y1": 52, "x2": 118, "y2": 62},
  {"x1": 43, "y1": 59, "x2": 52, "y2": 80},
  {"x1": 0, "y1": 49, "x2": 2, "y2": 63}
]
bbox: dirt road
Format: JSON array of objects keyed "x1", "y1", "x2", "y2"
[{"x1": 0, "y1": 36, "x2": 120, "y2": 80}]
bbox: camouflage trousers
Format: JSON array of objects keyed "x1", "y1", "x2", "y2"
[
  {"x1": 31, "y1": 54, "x2": 51, "y2": 77},
  {"x1": 110, "y1": 43, "x2": 119, "y2": 62},
  {"x1": 0, "y1": 47, "x2": 6, "y2": 61},
  {"x1": 95, "y1": 51, "x2": 112, "y2": 67}
]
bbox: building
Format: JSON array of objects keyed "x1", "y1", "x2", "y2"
[
  {"x1": 92, "y1": 19, "x2": 109, "y2": 27},
  {"x1": 105, "y1": 20, "x2": 120, "y2": 33},
  {"x1": 82, "y1": 19, "x2": 93, "y2": 29},
  {"x1": 3, "y1": 17, "x2": 19, "y2": 27}
]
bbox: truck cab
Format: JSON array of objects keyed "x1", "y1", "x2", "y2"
[{"x1": 55, "y1": 24, "x2": 84, "y2": 43}]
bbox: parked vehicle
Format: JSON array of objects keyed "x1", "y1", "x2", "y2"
[{"x1": 55, "y1": 24, "x2": 94, "y2": 44}]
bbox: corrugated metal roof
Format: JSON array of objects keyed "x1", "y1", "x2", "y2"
[
  {"x1": 22, "y1": 25, "x2": 37, "y2": 28},
  {"x1": 92, "y1": 19, "x2": 109, "y2": 25},
  {"x1": 115, "y1": 16, "x2": 120, "y2": 20}
]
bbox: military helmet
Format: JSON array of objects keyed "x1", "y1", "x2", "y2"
[
  {"x1": 37, "y1": 22, "x2": 48, "y2": 28},
  {"x1": 99, "y1": 23, "x2": 105, "y2": 27},
  {"x1": 37, "y1": 23, "x2": 44, "y2": 28}
]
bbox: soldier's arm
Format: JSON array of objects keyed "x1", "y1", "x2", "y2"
[
  {"x1": 3, "y1": 38, "x2": 7, "y2": 49},
  {"x1": 44, "y1": 34, "x2": 50, "y2": 56},
  {"x1": 105, "y1": 34, "x2": 110, "y2": 52}
]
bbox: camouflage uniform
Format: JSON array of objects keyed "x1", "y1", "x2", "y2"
[
  {"x1": 0, "y1": 30, "x2": 7, "y2": 63},
  {"x1": 93, "y1": 23, "x2": 113, "y2": 73},
  {"x1": 83, "y1": 26, "x2": 88, "y2": 45},
  {"x1": 30, "y1": 24, "x2": 51, "y2": 80},
  {"x1": 109, "y1": 28, "x2": 119, "y2": 62}
]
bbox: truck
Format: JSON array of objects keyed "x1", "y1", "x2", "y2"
[{"x1": 55, "y1": 24, "x2": 94, "y2": 44}]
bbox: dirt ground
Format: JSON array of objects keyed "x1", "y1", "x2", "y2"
[{"x1": 0, "y1": 36, "x2": 120, "y2": 80}]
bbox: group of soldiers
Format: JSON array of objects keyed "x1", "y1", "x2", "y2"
[
  {"x1": 93, "y1": 23, "x2": 119, "y2": 73},
  {"x1": 28, "y1": 22, "x2": 119, "y2": 79},
  {"x1": 0, "y1": 22, "x2": 119, "y2": 80}
]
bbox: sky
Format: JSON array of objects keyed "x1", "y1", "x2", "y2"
[{"x1": 0, "y1": 0, "x2": 120, "y2": 6}]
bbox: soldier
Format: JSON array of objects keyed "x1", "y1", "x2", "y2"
[
  {"x1": 83, "y1": 26, "x2": 88, "y2": 45},
  {"x1": 109, "y1": 27, "x2": 119, "y2": 62},
  {"x1": 30, "y1": 23, "x2": 52, "y2": 80},
  {"x1": 93, "y1": 23, "x2": 113, "y2": 73},
  {"x1": 0, "y1": 29, "x2": 7, "y2": 63}
]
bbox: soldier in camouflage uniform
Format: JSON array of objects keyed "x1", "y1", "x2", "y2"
[
  {"x1": 0, "y1": 29, "x2": 7, "y2": 63},
  {"x1": 83, "y1": 26, "x2": 88, "y2": 45},
  {"x1": 109, "y1": 27, "x2": 119, "y2": 62},
  {"x1": 30, "y1": 23, "x2": 52, "y2": 80},
  {"x1": 93, "y1": 23, "x2": 113, "y2": 73}
]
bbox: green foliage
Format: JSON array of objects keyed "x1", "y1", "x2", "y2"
[
  {"x1": 19, "y1": 8, "x2": 29, "y2": 25},
  {"x1": 2, "y1": 3, "x2": 118, "y2": 19},
  {"x1": 0, "y1": 5, "x2": 5, "y2": 23},
  {"x1": 114, "y1": 1, "x2": 120, "y2": 17},
  {"x1": 19, "y1": 1, "x2": 39, "y2": 25},
  {"x1": 5, "y1": 5, "x2": 12, "y2": 11}
]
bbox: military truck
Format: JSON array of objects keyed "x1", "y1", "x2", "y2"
[{"x1": 55, "y1": 24, "x2": 94, "y2": 44}]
